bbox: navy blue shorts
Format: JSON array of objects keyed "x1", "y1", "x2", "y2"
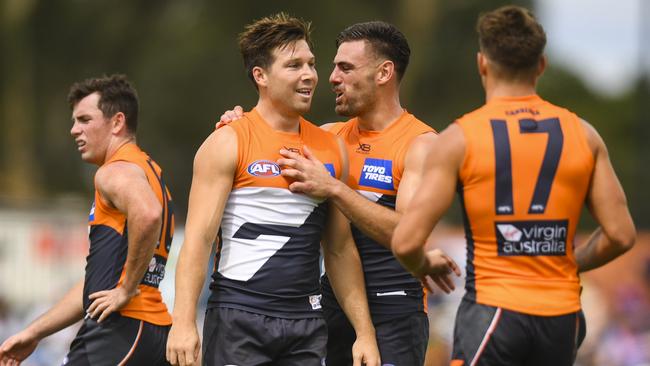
[
  {"x1": 202, "y1": 307, "x2": 327, "y2": 366},
  {"x1": 63, "y1": 314, "x2": 170, "y2": 366},
  {"x1": 323, "y1": 306, "x2": 429, "y2": 366},
  {"x1": 451, "y1": 298, "x2": 586, "y2": 366}
]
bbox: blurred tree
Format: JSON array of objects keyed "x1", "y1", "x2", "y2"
[
  {"x1": 1, "y1": 0, "x2": 40, "y2": 198},
  {"x1": 0, "y1": 0, "x2": 646, "y2": 229}
]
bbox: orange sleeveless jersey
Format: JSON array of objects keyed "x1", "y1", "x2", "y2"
[
  {"x1": 456, "y1": 95, "x2": 594, "y2": 316},
  {"x1": 88, "y1": 143, "x2": 174, "y2": 325},
  {"x1": 324, "y1": 112, "x2": 434, "y2": 314},
  {"x1": 230, "y1": 109, "x2": 343, "y2": 190},
  {"x1": 208, "y1": 108, "x2": 343, "y2": 318}
]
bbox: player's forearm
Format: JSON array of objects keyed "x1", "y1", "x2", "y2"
[
  {"x1": 576, "y1": 227, "x2": 635, "y2": 272},
  {"x1": 330, "y1": 181, "x2": 397, "y2": 248},
  {"x1": 323, "y1": 250, "x2": 375, "y2": 337},
  {"x1": 27, "y1": 280, "x2": 85, "y2": 340},
  {"x1": 172, "y1": 240, "x2": 212, "y2": 323},
  {"x1": 392, "y1": 217, "x2": 429, "y2": 275},
  {"x1": 122, "y1": 213, "x2": 162, "y2": 293}
]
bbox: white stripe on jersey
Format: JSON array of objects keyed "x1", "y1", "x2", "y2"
[
  {"x1": 358, "y1": 190, "x2": 381, "y2": 203},
  {"x1": 218, "y1": 187, "x2": 324, "y2": 281}
]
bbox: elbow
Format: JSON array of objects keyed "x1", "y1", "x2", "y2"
[
  {"x1": 610, "y1": 226, "x2": 636, "y2": 253},
  {"x1": 602, "y1": 220, "x2": 636, "y2": 254},
  {"x1": 391, "y1": 231, "x2": 422, "y2": 261},
  {"x1": 141, "y1": 204, "x2": 163, "y2": 233}
]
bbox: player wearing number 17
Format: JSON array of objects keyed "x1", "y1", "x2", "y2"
[{"x1": 392, "y1": 5, "x2": 636, "y2": 366}]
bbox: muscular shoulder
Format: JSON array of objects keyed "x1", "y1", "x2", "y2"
[
  {"x1": 405, "y1": 132, "x2": 437, "y2": 160},
  {"x1": 580, "y1": 119, "x2": 606, "y2": 157},
  {"x1": 96, "y1": 161, "x2": 147, "y2": 191},
  {"x1": 95, "y1": 161, "x2": 149, "y2": 209},
  {"x1": 197, "y1": 125, "x2": 237, "y2": 160},
  {"x1": 433, "y1": 123, "x2": 466, "y2": 167},
  {"x1": 402, "y1": 132, "x2": 438, "y2": 175}
]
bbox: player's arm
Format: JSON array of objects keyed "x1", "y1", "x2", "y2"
[
  {"x1": 575, "y1": 121, "x2": 635, "y2": 272},
  {"x1": 393, "y1": 132, "x2": 461, "y2": 292},
  {"x1": 86, "y1": 161, "x2": 163, "y2": 323},
  {"x1": 167, "y1": 127, "x2": 237, "y2": 366},
  {"x1": 0, "y1": 280, "x2": 84, "y2": 364},
  {"x1": 349, "y1": 133, "x2": 443, "y2": 245},
  {"x1": 277, "y1": 146, "x2": 391, "y2": 247},
  {"x1": 279, "y1": 132, "x2": 460, "y2": 293},
  {"x1": 281, "y1": 132, "x2": 436, "y2": 249},
  {"x1": 321, "y1": 139, "x2": 380, "y2": 366},
  {"x1": 392, "y1": 124, "x2": 464, "y2": 281}
]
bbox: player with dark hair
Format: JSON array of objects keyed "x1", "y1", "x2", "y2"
[
  {"x1": 0, "y1": 74, "x2": 175, "y2": 365},
  {"x1": 392, "y1": 6, "x2": 636, "y2": 365},
  {"x1": 220, "y1": 20, "x2": 459, "y2": 366},
  {"x1": 167, "y1": 13, "x2": 379, "y2": 366}
]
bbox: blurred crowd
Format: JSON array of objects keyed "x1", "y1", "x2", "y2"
[{"x1": 1, "y1": 227, "x2": 648, "y2": 366}]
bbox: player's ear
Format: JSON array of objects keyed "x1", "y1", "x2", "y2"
[
  {"x1": 111, "y1": 112, "x2": 127, "y2": 134},
  {"x1": 376, "y1": 60, "x2": 394, "y2": 85},
  {"x1": 477, "y1": 52, "x2": 488, "y2": 77},
  {"x1": 253, "y1": 66, "x2": 267, "y2": 88},
  {"x1": 536, "y1": 55, "x2": 547, "y2": 77}
]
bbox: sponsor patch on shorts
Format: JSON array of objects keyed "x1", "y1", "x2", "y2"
[{"x1": 309, "y1": 294, "x2": 322, "y2": 310}]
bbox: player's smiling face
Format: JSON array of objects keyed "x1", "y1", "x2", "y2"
[
  {"x1": 262, "y1": 39, "x2": 317, "y2": 116},
  {"x1": 330, "y1": 40, "x2": 378, "y2": 117},
  {"x1": 70, "y1": 92, "x2": 113, "y2": 165}
]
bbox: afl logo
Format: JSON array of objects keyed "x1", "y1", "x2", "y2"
[{"x1": 247, "y1": 160, "x2": 281, "y2": 177}]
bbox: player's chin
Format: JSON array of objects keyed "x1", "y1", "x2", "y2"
[
  {"x1": 79, "y1": 152, "x2": 94, "y2": 163},
  {"x1": 334, "y1": 104, "x2": 354, "y2": 117},
  {"x1": 293, "y1": 101, "x2": 312, "y2": 115}
]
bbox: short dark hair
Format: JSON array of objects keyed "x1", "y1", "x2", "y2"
[
  {"x1": 67, "y1": 74, "x2": 139, "y2": 133},
  {"x1": 238, "y1": 13, "x2": 313, "y2": 88},
  {"x1": 477, "y1": 6, "x2": 546, "y2": 75},
  {"x1": 336, "y1": 21, "x2": 411, "y2": 81}
]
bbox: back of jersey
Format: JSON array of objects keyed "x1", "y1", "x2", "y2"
[{"x1": 456, "y1": 95, "x2": 594, "y2": 316}]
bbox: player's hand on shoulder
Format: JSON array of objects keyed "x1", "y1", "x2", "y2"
[
  {"x1": 417, "y1": 249, "x2": 461, "y2": 294},
  {"x1": 215, "y1": 105, "x2": 244, "y2": 129},
  {"x1": 0, "y1": 329, "x2": 40, "y2": 364},
  {"x1": 166, "y1": 321, "x2": 201, "y2": 366},
  {"x1": 87, "y1": 286, "x2": 139, "y2": 323},
  {"x1": 351, "y1": 332, "x2": 381, "y2": 366}
]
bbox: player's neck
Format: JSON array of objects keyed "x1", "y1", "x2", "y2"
[
  {"x1": 255, "y1": 100, "x2": 301, "y2": 133},
  {"x1": 356, "y1": 95, "x2": 403, "y2": 132},
  {"x1": 102, "y1": 136, "x2": 136, "y2": 165},
  {"x1": 485, "y1": 81, "x2": 537, "y2": 103}
]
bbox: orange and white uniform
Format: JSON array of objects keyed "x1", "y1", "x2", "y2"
[
  {"x1": 86, "y1": 143, "x2": 174, "y2": 325},
  {"x1": 208, "y1": 108, "x2": 343, "y2": 318},
  {"x1": 456, "y1": 95, "x2": 594, "y2": 316},
  {"x1": 322, "y1": 111, "x2": 434, "y2": 314}
]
